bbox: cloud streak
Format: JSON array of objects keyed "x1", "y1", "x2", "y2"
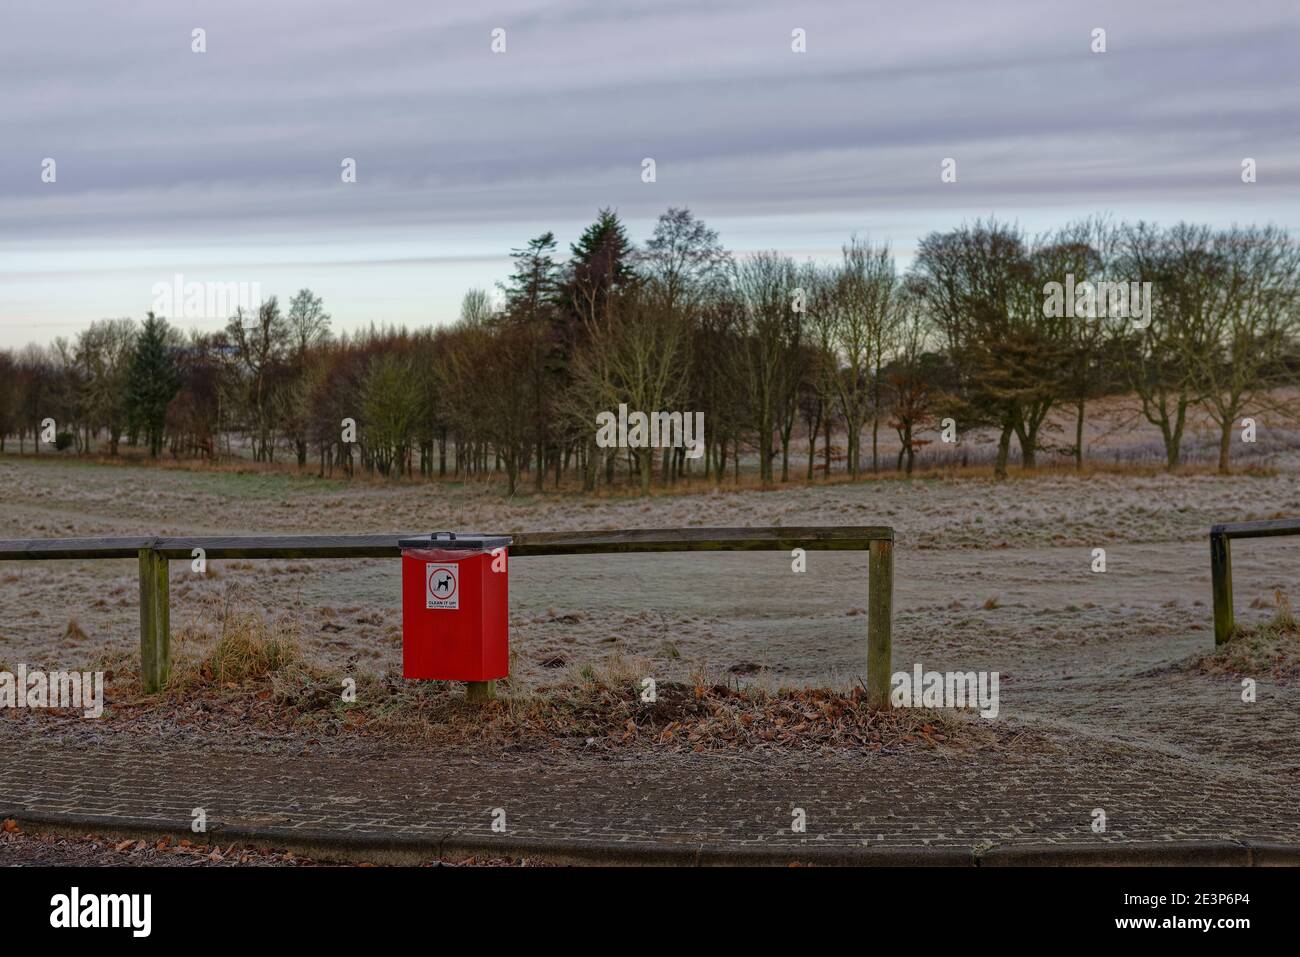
[{"x1": 2, "y1": 0, "x2": 1297, "y2": 345}]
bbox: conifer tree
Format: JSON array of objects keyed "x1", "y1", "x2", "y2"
[{"x1": 126, "y1": 312, "x2": 180, "y2": 457}]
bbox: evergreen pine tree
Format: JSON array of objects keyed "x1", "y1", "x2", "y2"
[
  {"x1": 501, "y1": 232, "x2": 561, "y2": 319},
  {"x1": 126, "y1": 312, "x2": 180, "y2": 457},
  {"x1": 570, "y1": 208, "x2": 633, "y2": 287}
]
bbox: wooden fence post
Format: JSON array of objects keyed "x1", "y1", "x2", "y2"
[
  {"x1": 1210, "y1": 531, "x2": 1234, "y2": 646},
  {"x1": 138, "y1": 548, "x2": 171, "y2": 693},
  {"x1": 867, "y1": 538, "x2": 894, "y2": 709}
]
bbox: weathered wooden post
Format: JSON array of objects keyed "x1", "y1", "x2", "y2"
[
  {"x1": 1210, "y1": 530, "x2": 1234, "y2": 645},
  {"x1": 138, "y1": 547, "x2": 171, "y2": 693},
  {"x1": 466, "y1": 680, "x2": 496, "y2": 703},
  {"x1": 867, "y1": 537, "x2": 894, "y2": 709}
]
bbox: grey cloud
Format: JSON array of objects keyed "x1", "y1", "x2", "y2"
[{"x1": 1, "y1": 0, "x2": 1297, "y2": 340}]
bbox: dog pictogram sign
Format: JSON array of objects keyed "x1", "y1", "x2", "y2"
[{"x1": 425, "y1": 563, "x2": 459, "y2": 609}]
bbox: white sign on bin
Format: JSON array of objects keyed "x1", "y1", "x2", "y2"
[{"x1": 425, "y1": 562, "x2": 459, "y2": 610}]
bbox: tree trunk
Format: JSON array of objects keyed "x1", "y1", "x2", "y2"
[
  {"x1": 994, "y1": 422, "x2": 1013, "y2": 479},
  {"x1": 583, "y1": 436, "x2": 597, "y2": 492},
  {"x1": 1218, "y1": 419, "x2": 1233, "y2": 475},
  {"x1": 759, "y1": 414, "x2": 773, "y2": 485},
  {"x1": 1161, "y1": 422, "x2": 1181, "y2": 471},
  {"x1": 1014, "y1": 417, "x2": 1038, "y2": 469},
  {"x1": 823, "y1": 414, "x2": 832, "y2": 476},
  {"x1": 806, "y1": 403, "x2": 821, "y2": 481},
  {"x1": 1074, "y1": 399, "x2": 1085, "y2": 471}
]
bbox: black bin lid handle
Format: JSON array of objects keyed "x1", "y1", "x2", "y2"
[{"x1": 397, "y1": 531, "x2": 514, "y2": 550}]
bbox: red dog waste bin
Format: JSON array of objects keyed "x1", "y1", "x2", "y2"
[{"x1": 399, "y1": 532, "x2": 512, "y2": 681}]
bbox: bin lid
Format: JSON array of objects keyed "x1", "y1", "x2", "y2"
[{"x1": 397, "y1": 531, "x2": 513, "y2": 550}]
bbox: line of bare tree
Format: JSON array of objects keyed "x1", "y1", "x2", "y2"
[{"x1": 1, "y1": 211, "x2": 1297, "y2": 493}]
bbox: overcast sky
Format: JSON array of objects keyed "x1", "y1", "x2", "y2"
[{"x1": 2, "y1": 0, "x2": 1297, "y2": 348}]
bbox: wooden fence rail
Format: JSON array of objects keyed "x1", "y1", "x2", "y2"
[
  {"x1": 0, "y1": 526, "x2": 895, "y2": 705},
  {"x1": 1210, "y1": 517, "x2": 1300, "y2": 645}
]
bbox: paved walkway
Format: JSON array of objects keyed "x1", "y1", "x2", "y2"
[{"x1": 2, "y1": 724, "x2": 1296, "y2": 864}]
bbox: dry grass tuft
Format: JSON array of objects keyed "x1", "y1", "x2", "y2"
[
  {"x1": 180, "y1": 611, "x2": 300, "y2": 687},
  {"x1": 1191, "y1": 592, "x2": 1299, "y2": 679}
]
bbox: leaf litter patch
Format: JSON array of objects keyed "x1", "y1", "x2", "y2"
[{"x1": 36, "y1": 611, "x2": 1016, "y2": 757}]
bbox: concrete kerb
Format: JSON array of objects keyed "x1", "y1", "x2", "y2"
[
  {"x1": 977, "y1": 841, "x2": 1253, "y2": 867},
  {"x1": 5, "y1": 810, "x2": 1297, "y2": 866}
]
